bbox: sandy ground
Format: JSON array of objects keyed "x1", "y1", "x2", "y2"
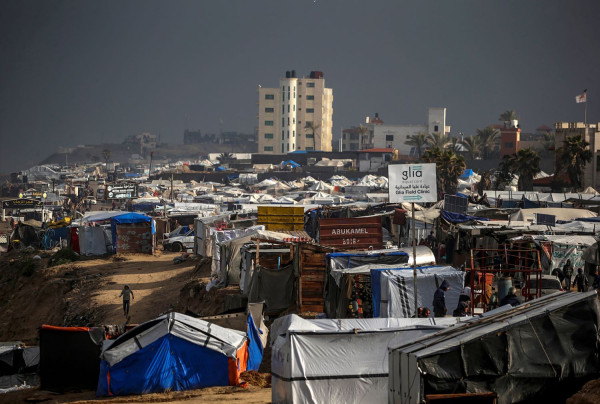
[{"x1": 0, "y1": 385, "x2": 271, "y2": 403}]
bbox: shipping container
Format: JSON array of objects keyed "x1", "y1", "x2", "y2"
[
  {"x1": 319, "y1": 216, "x2": 383, "y2": 250},
  {"x1": 257, "y1": 206, "x2": 304, "y2": 231}
]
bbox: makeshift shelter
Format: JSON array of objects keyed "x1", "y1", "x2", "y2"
[
  {"x1": 97, "y1": 312, "x2": 264, "y2": 396},
  {"x1": 40, "y1": 325, "x2": 105, "y2": 393},
  {"x1": 389, "y1": 291, "x2": 600, "y2": 404},
  {"x1": 271, "y1": 315, "x2": 462, "y2": 404},
  {"x1": 77, "y1": 226, "x2": 112, "y2": 255},
  {"x1": 110, "y1": 212, "x2": 155, "y2": 254},
  {"x1": 371, "y1": 266, "x2": 465, "y2": 318},
  {"x1": 0, "y1": 343, "x2": 39, "y2": 389}
]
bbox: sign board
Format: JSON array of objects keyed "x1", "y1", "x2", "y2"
[
  {"x1": 444, "y1": 194, "x2": 469, "y2": 214},
  {"x1": 536, "y1": 213, "x2": 556, "y2": 227},
  {"x1": 257, "y1": 206, "x2": 304, "y2": 231},
  {"x1": 319, "y1": 217, "x2": 383, "y2": 249},
  {"x1": 19, "y1": 191, "x2": 47, "y2": 199},
  {"x1": 2, "y1": 199, "x2": 43, "y2": 209},
  {"x1": 105, "y1": 183, "x2": 138, "y2": 200},
  {"x1": 388, "y1": 163, "x2": 437, "y2": 203}
]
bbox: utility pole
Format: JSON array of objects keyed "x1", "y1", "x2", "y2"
[{"x1": 170, "y1": 173, "x2": 174, "y2": 202}]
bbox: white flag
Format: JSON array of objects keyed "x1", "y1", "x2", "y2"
[{"x1": 575, "y1": 91, "x2": 587, "y2": 103}]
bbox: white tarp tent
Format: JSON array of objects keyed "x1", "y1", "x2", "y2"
[
  {"x1": 271, "y1": 315, "x2": 462, "y2": 404},
  {"x1": 78, "y1": 226, "x2": 112, "y2": 255},
  {"x1": 372, "y1": 266, "x2": 465, "y2": 318}
]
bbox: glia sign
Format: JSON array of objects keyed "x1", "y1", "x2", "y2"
[{"x1": 388, "y1": 163, "x2": 437, "y2": 203}]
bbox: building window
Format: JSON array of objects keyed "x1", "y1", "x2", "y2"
[
  {"x1": 264, "y1": 146, "x2": 273, "y2": 151},
  {"x1": 306, "y1": 121, "x2": 313, "y2": 126},
  {"x1": 306, "y1": 134, "x2": 314, "y2": 139},
  {"x1": 307, "y1": 95, "x2": 314, "y2": 100},
  {"x1": 264, "y1": 133, "x2": 273, "y2": 139},
  {"x1": 282, "y1": 105, "x2": 285, "y2": 114},
  {"x1": 264, "y1": 120, "x2": 274, "y2": 126},
  {"x1": 306, "y1": 147, "x2": 314, "y2": 151},
  {"x1": 265, "y1": 107, "x2": 274, "y2": 113},
  {"x1": 386, "y1": 135, "x2": 394, "y2": 141},
  {"x1": 287, "y1": 144, "x2": 290, "y2": 151},
  {"x1": 306, "y1": 108, "x2": 314, "y2": 113},
  {"x1": 265, "y1": 94, "x2": 274, "y2": 100},
  {"x1": 282, "y1": 118, "x2": 285, "y2": 126},
  {"x1": 293, "y1": 130, "x2": 295, "y2": 137},
  {"x1": 350, "y1": 133, "x2": 359, "y2": 140},
  {"x1": 288, "y1": 105, "x2": 290, "y2": 113},
  {"x1": 597, "y1": 156, "x2": 600, "y2": 172},
  {"x1": 350, "y1": 143, "x2": 359, "y2": 151},
  {"x1": 287, "y1": 117, "x2": 290, "y2": 125},
  {"x1": 293, "y1": 105, "x2": 295, "y2": 111},
  {"x1": 282, "y1": 145, "x2": 284, "y2": 153},
  {"x1": 307, "y1": 82, "x2": 315, "y2": 88},
  {"x1": 434, "y1": 125, "x2": 439, "y2": 132},
  {"x1": 504, "y1": 142, "x2": 514, "y2": 148}
]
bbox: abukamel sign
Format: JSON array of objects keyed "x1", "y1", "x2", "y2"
[
  {"x1": 319, "y1": 217, "x2": 383, "y2": 249},
  {"x1": 388, "y1": 163, "x2": 437, "y2": 203}
]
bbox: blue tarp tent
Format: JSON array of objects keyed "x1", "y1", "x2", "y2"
[
  {"x1": 109, "y1": 212, "x2": 155, "y2": 253},
  {"x1": 281, "y1": 160, "x2": 301, "y2": 168},
  {"x1": 97, "y1": 312, "x2": 264, "y2": 396},
  {"x1": 460, "y1": 169, "x2": 474, "y2": 179}
]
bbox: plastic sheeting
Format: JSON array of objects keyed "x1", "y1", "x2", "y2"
[
  {"x1": 389, "y1": 291, "x2": 600, "y2": 404},
  {"x1": 78, "y1": 226, "x2": 111, "y2": 255},
  {"x1": 247, "y1": 264, "x2": 295, "y2": 313},
  {"x1": 372, "y1": 266, "x2": 465, "y2": 318},
  {"x1": 271, "y1": 315, "x2": 462, "y2": 404}
]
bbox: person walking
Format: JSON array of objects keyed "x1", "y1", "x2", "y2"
[
  {"x1": 433, "y1": 280, "x2": 450, "y2": 318},
  {"x1": 563, "y1": 259, "x2": 574, "y2": 290},
  {"x1": 119, "y1": 285, "x2": 134, "y2": 317},
  {"x1": 574, "y1": 268, "x2": 589, "y2": 292}
]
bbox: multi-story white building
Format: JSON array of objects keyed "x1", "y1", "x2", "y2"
[
  {"x1": 372, "y1": 108, "x2": 450, "y2": 155},
  {"x1": 257, "y1": 70, "x2": 333, "y2": 154}
]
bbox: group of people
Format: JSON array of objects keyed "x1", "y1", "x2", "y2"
[{"x1": 551, "y1": 259, "x2": 597, "y2": 292}]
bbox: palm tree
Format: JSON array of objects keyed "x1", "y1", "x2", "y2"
[
  {"x1": 305, "y1": 121, "x2": 321, "y2": 151},
  {"x1": 404, "y1": 132, "x2": 427, "y2": 157},
  {"x1": 495, "y1": 155, "x2": 516, "y2": 190},
  {"x1": 422, "y1": 147, "x2": 466, "y2": 194},
  {"x1": 499, "y1": 110, "x2": 518, "y2": 123},
  {"x1": 426, "y1": 132, "x2": 451, "y2": 149},
  {"x1": 356, "y1": 124, "x2": 370, "y2": 149},
  {"x1": 102, "y1": 149, "x2": 111, "y2": 173},
  {"x1": 557, "y1": 134, "x2": 592, "y2": 191},
  {"x1": 511, "y1": 148, "x2": 541, "y2": 191},
  {"x1": 476, "y1": 127, "x2": 500, "y2": 159},
  {"x1": 448, "y1": 136, "x2": 462, "y2": 153},
  {"x1": 461, "y1": 136, "x2": 482, "y2": 161},
  {"x1": 217, "y1": 152, "x2": 233, "y2": 164}
]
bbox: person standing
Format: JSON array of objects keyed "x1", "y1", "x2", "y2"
[
  {"x1": 563, "y1": 259, "x2": 574, "y2": 290},
  {"x1": 119, "y1": 285, "x2": 134, "y2": 317},
  {"x1": 433, "y1": 280, "x2": 450, "y2": 318},
  {"x1": 574, "y1": 268, "x2": 589, "y2": 292}
]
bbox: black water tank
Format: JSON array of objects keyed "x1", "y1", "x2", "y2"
[
  {"x1": 286, "y1": 71, "x2": 291, "y2": 78},
  {"x1": 291, "y1": 70, "x2": 296, "y2": 78}
]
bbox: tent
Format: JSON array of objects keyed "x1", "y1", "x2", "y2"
[
  {"x1": 281, "y1": 160, "x2": 301, "y2": 169},
  {"x1": 97, "y1": 312, "x2": 264, "y2": 396},
  {"x1": 271, "y1": 315, "x2": 463, "y2": 404},
  {"x1": 109, "y1": 212, "x2": 155, "y2": 254},
  {"x1": 40, "y1": 325, "x2": 105, "y2": 392},
  {"x1": 372, "y1": 266, "x2": 465, "y2": 318},
  {"x1": 389, "y1": 291, "x2": 600, "y2": 404}
]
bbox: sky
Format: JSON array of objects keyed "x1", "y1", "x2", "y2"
[{"x1": 1, "y1": 0, "x2": 599, "y2": 173}]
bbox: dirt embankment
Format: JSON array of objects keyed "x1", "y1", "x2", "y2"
[{"x1": 0, "y1": 249, "x2": 195, "y2": 344}]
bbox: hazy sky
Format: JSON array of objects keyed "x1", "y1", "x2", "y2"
[{"x1": 1, "y1": 0, "x2": 599, "y2": 172}]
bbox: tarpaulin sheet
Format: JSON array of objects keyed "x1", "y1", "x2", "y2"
[
  {"x1": 328, "y1": 251, "x2": 409, "y2": 271},
  {"x1": 271, "y1": 315, "x2": 461, "y2": 404},
  {"x1": 371, "y1": 266, "x2": 465, "y2": 318},
  {"x1": 389, "y1": 291, "x2": 600, "y2": 404},
  {"x1": 247, "y1": 264, "x2": 295, "y2": 313},
  {"x1": 441, "y1": 210, "x2": 490, "y2": 223}
]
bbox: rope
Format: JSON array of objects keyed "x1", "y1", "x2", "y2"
[{"x1": 527, "y1": 318, "x2": 558, "y2": 378}]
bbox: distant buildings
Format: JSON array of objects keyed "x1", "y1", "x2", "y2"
[
  {"x1": 257, "y1": 70, "x2": 334, "y2": 154},
  {"x1": 123, "y1": 132, "x2": 157, "y2": 156},
  {"x1": 554, "y1": 122, "x2": 600, "y2": 189},
  {"x1": 341, "y1": 108, "x2": 450, "y2": 156}
]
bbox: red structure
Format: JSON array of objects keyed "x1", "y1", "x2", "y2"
[
  {"x1": 468, "y1": 247, "x2": 542, "y2": 313},
  {"x1": 500, "y1": 126, "x2": 521, "y2": 157}
]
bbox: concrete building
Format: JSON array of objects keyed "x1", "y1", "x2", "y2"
[
  {"x1": 340, "y1": 113, "x2": 384, "y2": 151},
  {"x1": 369, "y1": 108, "x2": 450, "y2": 156},
  {"x1": 554, "y1": 122, "x2": 600, "y2": 189},
  {"x1": 257, "y1": 70, "x2": 333, "y2": 154}
]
